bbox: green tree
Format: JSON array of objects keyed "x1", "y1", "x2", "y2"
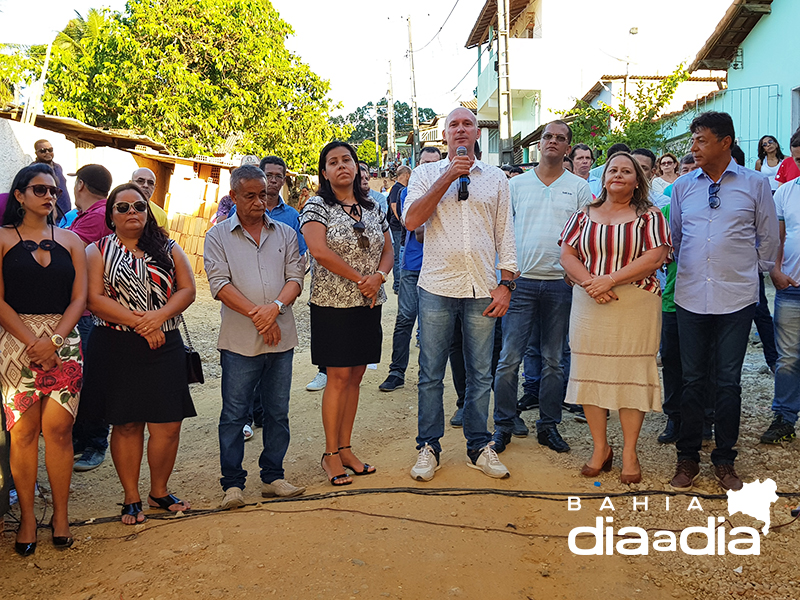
[
  {"x1": 332, "y1": 99, "x2": 437, "y2": 148},
  {"x1": 356, "y1": 139, "x2": 381, "y2": 168},
  {"x1": 559, "y1": 66, "x2": 689, "y2": 163},
  {"x1": 4, "y1": 0, "x2": 348, "y2": 172}
]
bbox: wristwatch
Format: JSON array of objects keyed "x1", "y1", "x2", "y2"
[
  {"x1": 273, "y1": 300, "x2": 286, "y2": 315},
  {"x1": 50, "y1": 333, "x2": 65, "y2": 348},
  {"x1": 376, "y1": 270, "x2": 388, "y2": 283},
  {"x1": 498, "y1": 280, "x2": 516, "y2": 292}
]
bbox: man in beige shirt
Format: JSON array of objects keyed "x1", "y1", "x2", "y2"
[{"x1": 204, "y1": 165, "x2": 305, "y2": 508}]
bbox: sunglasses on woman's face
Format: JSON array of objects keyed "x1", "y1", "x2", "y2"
[
  {"x1": 114, "y1": 200, "x2": 149, "y2": 214},
  {"x1": 23, "y1": 184, "x2": 62, "y2": 198},
  {"x1": 352, "y1": 221, "x2": 369, "y2": 249}
]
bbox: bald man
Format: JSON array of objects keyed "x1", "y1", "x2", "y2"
[
  {"x1": 403, "y1": 107, "x2": 517, "y2": 481},
  {"x1": 131, "y1": 167, "x2": 168, "y2": 228}
]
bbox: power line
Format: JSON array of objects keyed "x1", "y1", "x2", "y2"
[
  {"x1": 448, "y1": 44, "x2": 489, "y2": 93},
  {"x1": 415, "y1": 0, "x2": 461, "y2": 53}
]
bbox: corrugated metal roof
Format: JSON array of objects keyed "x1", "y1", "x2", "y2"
[
  {"x1": 689, "y1": 0, "x2": 773, "y2": 71},
  {"x1": 465, "y1": 0, "x2": 532, "y2": 49}
]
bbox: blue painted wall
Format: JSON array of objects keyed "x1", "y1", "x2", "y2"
[{"x1": 660, "y1": 0, "x2": 800, "y2": 168}]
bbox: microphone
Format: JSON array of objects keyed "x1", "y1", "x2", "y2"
[{"x1": 456, "y1": 145, "x2": 470, "y2": 201}]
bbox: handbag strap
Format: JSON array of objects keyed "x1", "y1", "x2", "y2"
[{"x1": 179, "y1": 314, "x2": 195, "y2": 352}]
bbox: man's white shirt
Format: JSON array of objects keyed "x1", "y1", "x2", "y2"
[{"x1": 403, "y1": 158, "x2": 517, "y2": 298}]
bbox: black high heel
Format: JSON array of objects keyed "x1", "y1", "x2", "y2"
[
  {"x1": 15, "y1": 540, "x2": 36, "y2": 557},
  {"x1": 321, "y1": 451, "x2": 352, "y2": 486},
  {"x1": 49, "y1": 519, "x2": 74, "y2": 549},
  {"x1": 338, "y1": 445, "x2": 376, "y2": 475}
]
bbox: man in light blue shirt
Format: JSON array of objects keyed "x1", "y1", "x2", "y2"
[
  {"x1": 669, "y1": 111, "x2": 779, "y2": 493},
  {"x1": 493, "y1": 121, "x2": 591, "y2": 455},
  {"x1": 570, "y1": 144, "x2": 601, "y2": 198},
  {"x1": 359, "y1": 161, "x2": 388, "y2": 215}
]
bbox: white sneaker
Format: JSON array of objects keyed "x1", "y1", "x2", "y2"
[
  {"x1": 243, "y1": 424, "x2": 254, "y2": 441},
  {"x1": 306, "y1": 372, "x2": 327, "y2": 391},
  {"x1": 221, "y1": 486, "x2": 245, "y2": 509},
  {"x1": 410, "y1": 444, "x2": 440, "y2": 481},
  {"x1": 467, "y1": 443, "x2": 510, "y2": 479},
  {"x1": 262, "y1": 479, "x2": 306, "y2": 498}
]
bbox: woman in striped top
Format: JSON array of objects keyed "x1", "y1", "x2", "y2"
[
  {"x1": 559, "y1": 152, "x2": 672, "y2": 485},
  {"x1": 81, "y1": 183, "x2": 197, "y2": 525}
]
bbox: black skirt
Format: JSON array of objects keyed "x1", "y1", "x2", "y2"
[
  {"x1": 310, "y1": 304, "x2": 382, "y2": 367},
  {"x1": 80, "y1": 326, "x2": 196, "y2": 425}
]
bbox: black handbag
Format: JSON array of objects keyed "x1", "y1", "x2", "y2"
[{"x1": 180, "y1": 315, "x2": 204, "y2": 384}]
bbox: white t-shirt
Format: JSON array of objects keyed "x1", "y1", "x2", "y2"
[
  {"x1": 510, "y1": 169, "x2": 591, "y2": 279},
  {"x1": 774, "y1": 178, "x2": 800, "y2": 280}
]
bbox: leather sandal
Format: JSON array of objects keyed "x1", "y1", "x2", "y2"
[
  {"x1": 321, "y1": 451, "x2": 352, "y2": 486},
  {"x1": 120, "y1": 501, "x2": 147, "y2": 525},
  {"x1": 338, "y1": 445, "x2": 376, "y2": 475},
  {"x1": 148, "y1": 493, "x2": 189, "y2": 512}
]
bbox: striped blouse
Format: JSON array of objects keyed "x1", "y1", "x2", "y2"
[
  {"x1": 93, "y1": 234, "x2": 181, "y2": 332},
  {"x1": 559, "y1": 208, "x2": 672, "y2": 296}
]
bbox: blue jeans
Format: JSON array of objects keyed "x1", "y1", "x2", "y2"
[
  {"x1": 772, "y1": 287, "x2": 800, "y2": 424},
  {"x1": 522, "y1": 325, "x2": 541, "y2": 397},
  {"x1": 494, "y1": 278, "x2": 571, "y2": 432},
  {"x1": 219, "y1": 349, "x2": 293, "y2": 490},
  {"x1": 416, "y1": 289, "x2": 495, "y2": 453},
  {"x1": 72, "y1": 315, "x2": 110, "y2": 453},
  {"x1": 388, "y1": 269, "x2": 420, "y2": 378},
  {"x1": 660, "y1": 311, "x2": 682, "y2": 420},
  {"x1": 676, "y1": 304, "x2": 755, "y2": 465},
  {"x1": 390, "y1": 228, "x2": 404, "y2": 293}
]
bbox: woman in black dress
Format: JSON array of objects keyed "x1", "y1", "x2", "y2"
[
  {"x1": 0, "y1": 164, "x2": 87, "y2": 555},
  {"x1": 300, "y1": 142, "x2": 393, "y2": 486},
  {"x1": 82, "y1": 183, "x2": 196, "y2": 524}
]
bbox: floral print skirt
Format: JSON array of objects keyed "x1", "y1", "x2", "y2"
[{"x1": 1, "y1": 314, "x2": 82, "y2": 431}]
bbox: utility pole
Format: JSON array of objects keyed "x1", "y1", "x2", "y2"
[
  {"x1": 408, "y1": 17, "x2": 420, "y2": 167},
  {"x1": 497, "y1": 0, "x2": 513, "y2": 165},
  {"x1": 387, "y1": 61, "x2": 396, "y2": 167},
  {"x1": 375, "y1": 103, "x2": 381, "y2": 170},
  {"x1": 22, "y1": 40, "x2": 53, "y2": 125},
  {"x1": 623, "y1": 27, "x2": 639, "y2": 111}
]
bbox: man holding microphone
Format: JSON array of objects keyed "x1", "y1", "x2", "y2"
[{"x1": 403, "y1": 108, "x2": 517, "y2": 481}]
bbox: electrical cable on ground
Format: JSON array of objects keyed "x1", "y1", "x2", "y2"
[{"x1": 6, "y1": 486, "x2": 798, "y2": 541}]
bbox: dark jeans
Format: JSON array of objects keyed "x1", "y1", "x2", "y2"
[
  {"x1": 219, "y1": 349, "x2": 293, "y2": 490},
  {"x1": 494, "y1": 278, "x2": 571, "y2": 432},
  {"x1": 754, "y1": 274, "x2": 778, "y2": 369},
  {"x1": 388, "y1": 269, "x2": 420, "y2": 379},
  {"x1": 661, "y1": 310, "x2": 716, "y2": 423},
  {"x1": 72, "y1": 315, "x2": 110, "y2": 453},
  {"x1": 390, "y1": 228, "x2": 404, "y2": 294},
  {"x1": 676, "y1": 304, "x2": 755, "y2": 465}
]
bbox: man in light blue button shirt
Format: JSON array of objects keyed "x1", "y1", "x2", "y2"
[{"x1": 669, "y1": 111, "x2": 779, "y2": 493}]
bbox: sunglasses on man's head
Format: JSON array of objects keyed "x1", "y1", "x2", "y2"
[
  {"x1": 352, "y1": 221, "x2": 369, "y2": 249},
  {"x1": 114, "y1": 200, "x2": 149, "y2": 214},
  {"x1": 23, "y1": 184, "x2": 61, "y2": 198}
]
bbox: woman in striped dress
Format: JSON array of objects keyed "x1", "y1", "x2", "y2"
[
  {"x1": 559, "y1": 152, "x2": 672, "y2": 484},
  {"x1": 81, "y1": 183, "x2": 197, "y2": 524}
]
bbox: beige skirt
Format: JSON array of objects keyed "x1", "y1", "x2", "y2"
[{"x1": 565, "y1": 284, "x2": 662, "y2": 412}]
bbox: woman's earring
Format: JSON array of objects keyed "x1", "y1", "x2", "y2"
[{"x1": 17, "y1": 207, "x2": 25, "y2": 217}]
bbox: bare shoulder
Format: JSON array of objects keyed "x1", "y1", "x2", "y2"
[{"x1": 54, "y1": 227, "x2": 83, "y2": 249}]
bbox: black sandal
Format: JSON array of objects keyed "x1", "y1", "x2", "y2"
[
  {"x1": 338, "y1": 445, "x2": 377, "y2": 475},
  {"x1": 148, "y1": 493, "x2": 189, "y2": 512},
  {"x1": 321, "y1": 451, "x2": 352, "y2": 486},
  {"x1": 120, "y1": 501, "x2": 147, "y2": 525}
]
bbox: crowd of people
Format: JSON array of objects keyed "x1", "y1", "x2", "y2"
[{"x1": 2, "y1": 108, "x2": 799, "y2": 556}]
